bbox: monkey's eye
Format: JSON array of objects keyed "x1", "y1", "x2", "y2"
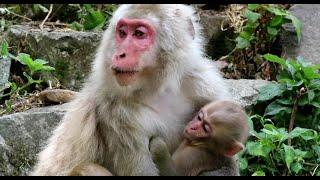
[
  {"x1": 197, "y1": 111, "x2": 203, "y2": 121},
  {"x1": 118, "y1": 26, "x2": 127, "y2": 38},
  {"x1": 134, "y1": 26, "x2": 147, "y2": 39},
  {"x1": 203, "y1": 123, "x2": 210, "y2": 133}
]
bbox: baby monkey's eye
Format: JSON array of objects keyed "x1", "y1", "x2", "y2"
[{"x1": 204, "y1": 124, "x2": 210, "y2": 133}]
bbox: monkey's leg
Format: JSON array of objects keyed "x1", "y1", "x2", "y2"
[{"x1": 149, "y1": 137, "x2": 178, "y2": 176}]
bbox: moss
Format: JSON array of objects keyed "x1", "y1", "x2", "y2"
[
  {"x1": 55, "y1": 59, "x2": 70, "y2": 81},
  {"x1": 6, "y1": 140, "x2": 34, "y2": 176}
]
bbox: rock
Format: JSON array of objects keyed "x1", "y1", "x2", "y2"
[
  {"x1": 198, "y1": 10, "x2": 234, "y2": 59},
  {"x1": 282, "y1": 4, "x2": 320, "y2": 65},
  {"x1": 0, "y1": 57, "x2": 11, "y2": 95},
  {"x1": 6, "y1": 24, "x2": 103, "y2": 90},
  {"x1": 226, "y1": 79, "x2": 272, "y2": 111},
  {"x1": 0, "y1": 103, "x2": 69, "y2": 175},
  {"x1": 0, "y1": 79, "x2": 271, "y2": 175}
]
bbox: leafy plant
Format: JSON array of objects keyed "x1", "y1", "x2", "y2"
[
  {"x1": 0, "y1": 40, "x2": 55, "y2": 113},
  {"x1": 240, "y1": 115, "x2": 320, "y2": 176},
  {"x1": 236, "y1": 4, "x2": 301, "y2": 49},
  {"x1": 240, "y1": 54, "x2": 320, "y2": 176},
  {"x1": 68, "y1": 4, "x2": 118, "y2": 31},
  {"x1": 223, "y1": 4, "x2": 301, "y2": 80}
]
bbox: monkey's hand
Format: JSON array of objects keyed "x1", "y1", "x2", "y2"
[{"x1": 149, "y1": 137, "x2": 178, "y2": 176}]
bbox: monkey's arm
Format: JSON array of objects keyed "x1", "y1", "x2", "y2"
[{"x1": 149, "y1": 137, "x2": 178, "y2": 176}]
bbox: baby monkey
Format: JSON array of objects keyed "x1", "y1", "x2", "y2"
[{"x1": 150, "y1": 100, "x2": 249, "y2": 176}]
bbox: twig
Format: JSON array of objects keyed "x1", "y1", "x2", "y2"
[
  {"x1": 47, "y1": 4, "x2": 63, "y2": 22},
  {"x1": 9, "y1": 11, "x2": 32, "y2": 21},
  {"x1": 288, "y1": 87, "x2": 306, "y2": 146},
  {"x1": 39, "y1": 4, "x2": 53, "y2": 31}
]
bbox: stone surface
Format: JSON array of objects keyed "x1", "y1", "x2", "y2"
[
  {"x1": 0, "y1": 103, "x2": 69, "y2": 175},
  {"x1": 0, "y1": 79, "x2": 271, "y2": 175},
  {"x1": 198, "y1": 10, "x2": 234, "y2": 59},
  {"x1": 7, "y1": 24, "x2": 103, "y2": 90},
  {"x1": 0, "y1": 57, "x2": 11, "y2": 95},
  {"x1": 282, "y1": 4, "x2": 320, "y2": 65}
]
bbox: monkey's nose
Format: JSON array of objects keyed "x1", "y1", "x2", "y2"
[{"x1": 119, "y1": 53, "x2": 126, "y2": 58}]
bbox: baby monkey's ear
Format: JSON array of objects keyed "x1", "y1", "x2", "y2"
[{"x1": 224, "y1": 141, "x2": 244, "y2": 157}]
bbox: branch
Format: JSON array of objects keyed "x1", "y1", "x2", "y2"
[
  {"x1": 39, "y1": 4, "x2": 53, "y2": 31},
  {"x1": 288, "y1": 87, "x2": 306, "y2": 146}
]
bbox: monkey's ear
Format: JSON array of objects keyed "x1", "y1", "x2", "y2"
[
  {"x1": 187, "y1": 18, "x2": 195, "y2": 40},
  {"x1": 224, "y1": 142, "x2": 244, "y2": 157}
]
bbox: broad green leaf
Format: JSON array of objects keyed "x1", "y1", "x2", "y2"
[
  {"x1": 265, "y1": 101, "x2": 292, "y2": 116},
  {"x1": 269, "y1": 15, "x2": 284, "y2": 27},
  {"x1": 302, "y1": 67, "x2": 320, "y2": 79},
  {"x1": 248, "y1": 4, "x2": 260, "y2": 10},
  {"x1": 17, "y1": 53, "x2": 33, "y2": 66},
  {"x1": 291, "y1": 162, "x2": 303, "y2": 174},
  {"x1": 239, "y1": 157, "x2": 248, "y2": 170},
  {"x1": 239, "y1": 31, "x2": 252, "y2": 40},
  {"x1": 1, "y1": 40, "x2": 8, "y2": 58},
  {"x1": 311, "y1": 101, "x2": 320, "y2": 108},
  {"x1": 308, "y1": 79, "x2": 320, "y2": 90},
  {"x1": 283, "y1": 144, "x2": 295, "y2": 170},
  {"x1": 68, "y1": 22, "x2": 84, "y2": 31},
  {"x1": 84, "y1": 10, "x2": 106, "y2": 30},
  {"x1": 267, "y1": 26, "x2": 278, "y2": 36},
  {"x1": 298, "y1": 94, "x2": 309, "y2": 106},
  {"x1": 33, "y1": 4, "x2": 48, "y2": 13},
  {"x1": 266, "y1": 6, "x2": 288, "y2": 16},
  {"x1": 34, "y1": 59, "x2": 48, "y2": 65},
  {"x1": 311, "y1": 64, "x2": 320, "y2": 70},
  {"x1": 245, "y1": 10, "x2": 261, "y2": 24},
  {"x1": 286, "y1": 127, "x2": 316, "y2": 140},
  {"x1": 41, "y1": 66, "x2": 55, "y2": 71},
  {"x1": 308, "y1": 90, "x2": 315, "y2": 102},
  {"x1": 263, "y1": 54, "x2": 286, "y2": 66},
  {"x1": 252, "y1": 170, "x2": 265, "y2": 176},
  {"x1": 256, "y1": 83, "x2": 285, "y2": 102},
  {"x1": 287, "y1": 14, "x2": 302, "y2": 42},
  {"x1": 246, "y1": 141, "x2": 272, "y2": 157}
]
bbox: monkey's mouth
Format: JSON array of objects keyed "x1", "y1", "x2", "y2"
[{"x1": 111, "y1": 67, "x2": 140, "y2": 86}]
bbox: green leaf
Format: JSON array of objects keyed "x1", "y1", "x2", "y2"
[
  {"x1": 256, "y1": 83, "x2": 285, "y2": 102},
  {"x1": 34, "y1": 59, "x2": 48, "y2": 65},
  {"x1": 267, "y1": 26, "x2": 278, "y2": 36},
  {"x1": 287, "y1": 14, "x2": 302, "y2": 42},
  {"x1": 33, "y1": 4, "x2": 48, "y2": 14},
  {"x1": 246, "y1": 141, "x2": 272, "y2": 157},
  {"x1": 283, "y1": 144, "x2": 295, "y2": 170},
  {"x1": 308, "y1": 90, "x2": 315, "y2": 102},
  {"x1": 41, "y1": 66, "x2": 55, "y2": 71},
  {"x1": 263, "y1": 54, "x2": 286, "y2": 66},
  {"x1": 245, "y1": 10, "x2": 261, "y2": 24},
  {"x1": 266, "y1": 6, "x2": 288, "y2": 16},
  {"x1": 239, "y1": 31, "x2": 252, "y2": 40},
  {"x1": 311, "y1": 101, "x2": 320, "y2": 108},
  {"x1": 291, "y1": 162, "x2": 303, "y2": 174},
  {"x1": 252, "y1": 170, "x2": 265, "y2": 176},
  {"x1": 286, "y1": 127, "x2": 316, "y2": 140},
  {"x1": 265, "y1": 101, "x2": 292, "y2": 116},
  {"x1": 308, "y1": 79, "x2": 320, "y2": 90},
  {"x1": 269, "y1": 15, "x2": 284, "y2": 27},
  {"x1": 83, "y1": 10, "x2": 106, "y2": 30},
  {"x1": 248, "y1": 4, "x2": 260, "y2": 10},
  {"x1": 1, "y1": 40, "x2": 9, "y2": 58},
  {"x1": 302, "y1": 67, "x2": 320, "y2": 79},
  {"x1": 235, "y1": 37, "x2": 250, "y2": 49},
  {"x1": 17, "y1": 53, "x2": 33, "y2": 66},
  {"x1": 239, "y1": 157, "x2": 248, "y2": 170}
]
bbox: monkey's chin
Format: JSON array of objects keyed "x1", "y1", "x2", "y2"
[{"x1": 114, "y1": 73, "x2": 139, "y2": 86}]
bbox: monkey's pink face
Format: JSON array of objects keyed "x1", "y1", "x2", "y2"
[
  {"x1": 111, "y1": 18, "x2": 157, "y2": 86},
  {"x1": 184, "y1": 110, "x2": 212, "y2": 141}
]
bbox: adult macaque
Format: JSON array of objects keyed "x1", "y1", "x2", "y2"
[
  {"x1": 31, "y1": 4, "x2": 235, "y2": 176},
  {"x1": 150, "y1": 100, "x2": 249, "y2": 176}
]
